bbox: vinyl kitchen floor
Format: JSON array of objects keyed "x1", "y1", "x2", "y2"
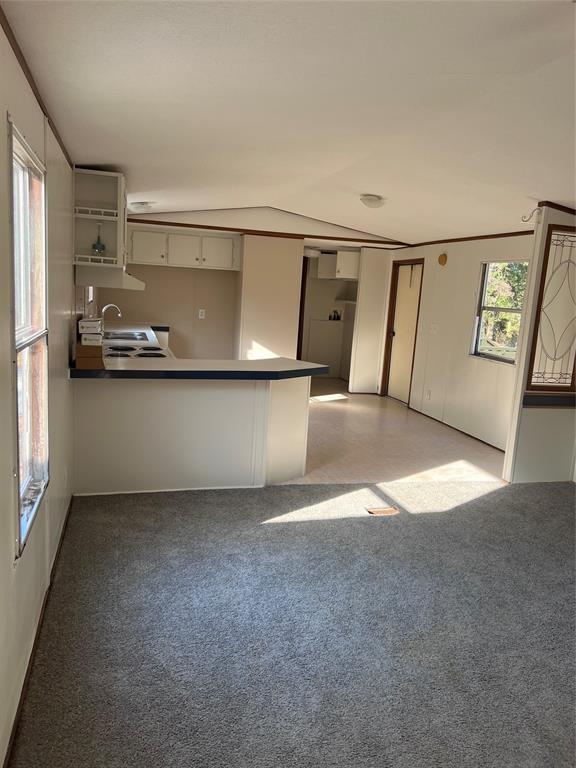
[{"x1": 284, "y1": 378, "x2": 506, "y2": 510}]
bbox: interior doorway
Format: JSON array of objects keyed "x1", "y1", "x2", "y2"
[
  {"x1": 381, "y1": 259, "x2": 424, "y2": 403},
  {"x1": 297, "y1": 253, "x2": 358, "y2": 384}
]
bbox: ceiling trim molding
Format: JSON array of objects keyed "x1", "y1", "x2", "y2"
[
  {"x1": 261, "y1": 205, "x2": 401, "y2": 242},
  {"x1": 0, "y1": 3, "x2": 72, "y2": 166},
  {"x1": 409, "y1": 229, "x2": 534, "y2": 248},
  {"x1": 151, "y1": 205, "x2": 398, "y2": 242},
  {"x1": 127, "y1": 217, "x2": 410, "y2": 245},
  {"x1": 538, "y1": 200, "x2": 576, "y2": 216}
]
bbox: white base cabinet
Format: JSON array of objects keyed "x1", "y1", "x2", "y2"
[{"x1": 73, "y1": 377, "x2": 310, "y2": 493}]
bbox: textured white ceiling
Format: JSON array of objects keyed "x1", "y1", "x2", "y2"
[{"x1": 3, "y1": 0, "x2": 575, "y2": 242}]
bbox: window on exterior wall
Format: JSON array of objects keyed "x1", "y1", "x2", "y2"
[
  {"x1": 473, "y1": 260, "x2": 529, "y2": 363},
  {"x1": 11, "y1": 127, "x2": 49, "y2": 552}
]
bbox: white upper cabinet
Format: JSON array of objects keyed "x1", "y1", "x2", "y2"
[
  {"x1": 127, "y1": 225, "x2": 241, "y2": 271},
  {"x1": 168, "y1": 234, "x2": 202, "y2": 267},
  {"x1": 130, "y1": 230, "x2": 167, "y2": 264},
  {"x1": 74, "y1": 169, "x2": 127, "y2": 267},
  {"x1": 317, "y1": 250, "x2": 359, "y2": 280},
  {"x1": 201, "y1": 236, "x2": 236, "y2": 270}
]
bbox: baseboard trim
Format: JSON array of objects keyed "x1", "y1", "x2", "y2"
[
  {"x1": 406, "y1": 404, "x2": 506, "y2": 454},
  {"x1": 73, "y1": 484, "x2": 266, "y2": 497},
  {"x1": 2, "y1": 496, "x2": 74, "y2": 768}
]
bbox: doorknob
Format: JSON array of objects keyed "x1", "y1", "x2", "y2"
[{"x1": 390, "y1": 330, "x2": 396, "y2": 337}]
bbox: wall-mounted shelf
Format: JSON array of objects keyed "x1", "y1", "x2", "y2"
[
  {"x1": 75, "y1": 208, "x2": 118, "y2": 220},
  {"x1": 74, "y1": 253, "x2": 119, "y2": 266},
  {"x1": 335, "y1": 280, "x2": 358, "y2": 302},
  {"x1": 73, "y1": 169, "x2": 126, "y2": 269}
]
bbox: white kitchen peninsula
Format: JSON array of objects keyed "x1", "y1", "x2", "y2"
[{"x1": 71, "y1": 356, "x2": 328, "y2": 494}]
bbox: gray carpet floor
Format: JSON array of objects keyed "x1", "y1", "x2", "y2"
[{"x1": 7, "y1": 482, "x2": 575, "y2": 768}]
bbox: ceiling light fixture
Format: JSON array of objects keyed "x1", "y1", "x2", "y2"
[
  {"x1": 360, "y1": 193, "x2": 385, "y2": 209},
  {"x1": 129, "y1": 201, "x2": 154, "y2": 213}
]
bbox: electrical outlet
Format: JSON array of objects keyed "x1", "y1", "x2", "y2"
[
  {"x1": 198, "y1": 309, "x2": 206, "y2": 320},
  {"x1": 75, "y1": 286, "x2": 86, "y2": 315},
  {"x1": 425, "y1": 389, "x2": 432, "y2": 401}
]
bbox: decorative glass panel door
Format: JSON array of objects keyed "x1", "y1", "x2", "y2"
[{"x1": 527, "y1": 226, "x2": 576, "y2": 391}]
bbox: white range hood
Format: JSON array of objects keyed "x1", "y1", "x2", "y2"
[{"x1": 75, "y1": 265, "x2": 146, "y2": 291}]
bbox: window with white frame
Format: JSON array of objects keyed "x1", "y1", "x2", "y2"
[
  {"x1": 11, "y1": 127, "x2": 49, "y2": 551},
  {"x1": 473, "y1": 260, "x2": 529, "y2": 363}
]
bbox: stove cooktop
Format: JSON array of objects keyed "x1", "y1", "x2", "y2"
[{"x1": 104, "y1": 344, "x2": 170, "y2": 360}]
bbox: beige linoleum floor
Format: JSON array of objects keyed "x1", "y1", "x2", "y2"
[{"x1": 284, "y1": 378, "x2": 506, "y2": 512}]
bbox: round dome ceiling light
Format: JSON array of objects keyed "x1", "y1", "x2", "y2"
[
  {"x1": 129, "y1": 201, "x2": 153, "y2": 213},
  {"x1": 360, "y1": 194, "x2": 386, "y2": 208}
]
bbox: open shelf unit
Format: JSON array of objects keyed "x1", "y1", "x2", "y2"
[
  {"x1": 74, "y1": 208, "x2": 119, "y2": 220},
  {"x1": 73, "y1": 169, "x2": 126, "y2": 267}
]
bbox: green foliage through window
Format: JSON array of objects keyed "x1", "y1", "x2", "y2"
[{"x1": 474, "y1": 261, "x2": 529, "y2": 362}]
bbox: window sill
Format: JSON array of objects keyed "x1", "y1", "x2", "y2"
[
  {"x1": 469, "y1": 353, "x2": 516, "y2": 366},
  {"x1": 16, "y1": 477, "x2": 50, "y2": 559}
]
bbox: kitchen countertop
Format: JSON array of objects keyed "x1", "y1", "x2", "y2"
[
  {"x1": 70, "y1": 357, "x2": 329, "y2": 380},
  {"x1": 72, "y1": 321, "x2": 329, "y2": 379}
]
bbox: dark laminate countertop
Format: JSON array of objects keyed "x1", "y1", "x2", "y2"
[{"x1": 70, "y1": 357, "x2": 329, "y2": 381}]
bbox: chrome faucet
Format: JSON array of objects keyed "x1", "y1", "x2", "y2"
[{"x1": 101, "y1": 303, "x2": 122, "y2": 320}]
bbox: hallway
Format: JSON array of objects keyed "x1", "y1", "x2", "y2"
[
  {"x1": 298, "y1": 378, "x2": 504, "y2": 484},
  {"x1": 286, "y1": 378, "x2": 506, "y2": 512}
]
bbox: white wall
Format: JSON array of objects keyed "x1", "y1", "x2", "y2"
[
  {"x1": 408, "y1": 236, "x2": 532, "y2": 449},
  {"x1": 349, "y1": 237, "x2": 533, "y2": 450},
  {"x1": 98, "y1": 264, "x2": 239, "y2": 359},
  {"x1": 511, "y1": 409, "x2": 575, "y2": 483},
  {"x1": 349, "y1": 248, "x2": 391, "y2": 392},
  {"x1": 0, "y1": 28, "x2": 74, "y2": 764},
  {"x1": 238, "y1": 235, "x2": 303, "y2": 359}
]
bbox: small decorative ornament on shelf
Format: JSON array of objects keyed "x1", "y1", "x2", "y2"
[{"x1": 92, "y1": 224, "x2": 106, "y2": 256}]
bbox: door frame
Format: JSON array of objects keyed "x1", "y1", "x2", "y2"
[
  {"x1": 296, "y1": 256, "x2": 310, "y2": 360},
  {"x1": 380, "y1": 258, "x2": 425, "y2": 399}
]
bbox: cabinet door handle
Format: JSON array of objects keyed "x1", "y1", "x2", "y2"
[
  {"x1": 160, "y1": 254, "x2": 165, "y2": 259},
  {"x1": 195, "y1": 257, "x2": 200, "y2": 262}
]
